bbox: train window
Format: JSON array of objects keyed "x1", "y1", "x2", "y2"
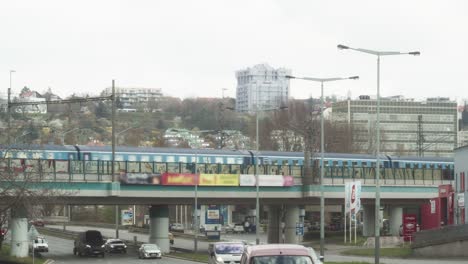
[
  {"x1": 167, "y1": 162, "x2": 179, "y2": 173},
  {"x1": 128, "y1": 161, "x2": 140, "y2": 173}
]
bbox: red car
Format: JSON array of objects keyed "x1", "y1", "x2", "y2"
[{"x1": 30, "y1": 219, "x2": 45, "y2": 227}]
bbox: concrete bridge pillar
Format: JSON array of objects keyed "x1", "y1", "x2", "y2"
[
  {"x1": 149, "y1": 205, "x2": 170, "y2": 253},
  {"x1": 10, "y1": 205, "x2": 29, "y2": 257},
  {"x1": 389, "y1": 206, "x2": 403, "y2": 236},
  {"x1": 284, "y1": 205, "x2": 300, "y2": 244},
  {"x1": 363, "y1": 204, "x2": 375, "y2": 237},
  {"x1": 266, "y1": 205, "x2": 281, "y2": 243}
]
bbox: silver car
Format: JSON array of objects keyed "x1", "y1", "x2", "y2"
[{"x1": 138, "y1": 244, "x2": 162, "y2": 259}]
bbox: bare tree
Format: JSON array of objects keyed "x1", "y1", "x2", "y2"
[{"x1": 0, "y1": 146, "x2": 74, "y2": 250}]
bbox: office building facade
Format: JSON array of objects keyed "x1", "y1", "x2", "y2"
[
  {"x1": 235, "y1": 64, "x2": 291, "y2": 113},
  {"x1": 332, "y1": 96, "x2": 457, "y2": 157}
]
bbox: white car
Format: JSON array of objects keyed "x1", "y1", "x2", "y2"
[
  {"x1": 138, "y1": 244, "x2": 162, "y2": 259},
  {"x1": 233, "y1": 224, "x2": 245, "y2": 233},
  {"x1": 208, "y1": 242, "x2": 244, "y2": 264},
  {"x1": 30, "y1": 237, "x2": 49, "y2": 253},
  {"x1": 170, "y1": 223, "x2": 184, "y2": 232}
]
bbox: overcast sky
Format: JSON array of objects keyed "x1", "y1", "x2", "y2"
[{"x1": 1, "y1": 0, "x2": 467, "y2": 102}]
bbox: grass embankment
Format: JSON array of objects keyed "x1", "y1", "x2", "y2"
[
  {"x1": 0, "y1": 244, "x2": 46, "y2": 264},
  {"x1": 168, "y1": 252, "x2": 209, "y2": 263},
  {"x1": 341, "y1": 247, "x2": 413, "y2": 258},
  {"x1": 326, "y1": 262, "x2": 371, "y2": 264},
  {"x1": 303, "y1": 231, "x2": 367, "y2": 246}
]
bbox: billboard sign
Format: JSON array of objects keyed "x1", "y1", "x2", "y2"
[
  {"x1": 198, "y1": 174, "x2": 239, "y2": 186},
  {"x1": 239, "y1": 174, "x2": 294, "y2": 186},
  {"x1": 121, "y1": 210, "x2": 133, "y2": 226},
  {"x1": 120, "y1": 173, "x2": 160, "y2": 185},
  {"x1": 403, "y1": 214, "x2": 417, "y2": 242},
  {"x1": 345, "y1": 181, "x2": 361, "y2": 214},
  {"x1": 206, "y1": 205, "x2": 221, "y2": 225},
  {"x1": 161, "y1": 173, "x2": 197, "y2": 185}
]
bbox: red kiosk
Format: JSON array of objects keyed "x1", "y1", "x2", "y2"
[{"x1": 420, "y1": 184, "x2": 454, "y2": 230}]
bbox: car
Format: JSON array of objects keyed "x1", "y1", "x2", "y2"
[
  {"x1": 30, "y1": 219, "x2": 45, "y2": 227},
  {"x1": 73, "y1": 230, "x2": 105, "y2": 258},
  {"x1": 240, "y1": 244, "x2": 323, "y2": 264},
  {"x1": 30, "y1": 236, "x2": 49, "y2": 253},
  {"x1": 103, "y1": 238, "x2": 127, "y2": 253},
  {"x1": 223, "y1": 224, "x2": 235, "y2": 233},
  {"x1": 170, "y1": 223, "x2": 184, "y2": 232},
  {"x1": 138, "y1": 243, "x2": 162, "y2": 259},
  {"x1": 233, "y1": 224, "x2": 245, "y2": 234},
  {"x1": 208, "y1": 242, "x2": 245, "y2": 264}
]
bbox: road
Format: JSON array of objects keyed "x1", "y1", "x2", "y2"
[
  {"x1": 40, "y1": 234, "x2": 200, "y2": 264},
  {"x1": 46, "y1": 224, "x2": 267, "y2": 252},
  {"x1": 43, "y1": 224, "x2": 468, "y2": 264}
]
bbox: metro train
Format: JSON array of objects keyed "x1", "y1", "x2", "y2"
[{"x1": 0, "y1": 144, "x2": 454, "y2": 181}]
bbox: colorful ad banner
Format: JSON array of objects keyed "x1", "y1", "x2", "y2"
[
  {"x1": 161, "y1": 172, "x2": 197, "y2": 186},
  {"x1": 239, "y1": 174, "x2": 294, "y2": 186},
  {"x1": 199, "y1": 174, "x2": 239, "y2": 186},
  {"x1": 120, "y1": 173, "x2": 161, "y2": 185}
]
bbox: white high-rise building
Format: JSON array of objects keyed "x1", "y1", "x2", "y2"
[{"x1": 235, "y1": 64, "x2": 291, "y2": 113}]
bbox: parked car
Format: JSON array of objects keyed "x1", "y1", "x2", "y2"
[
  {"x1": 30, "y1": 236, "x2": 49, "y2": 253},
  {"x1": 73, "y1": 230, "x2": 105, "y2": 257},
  {"x1": 208, "y1": 242, "x2": 245, "y2": 264},
  {"x1": 233, "y1": 224, "x2": 245, "y2": 234},
  {"x1": 138, "y1": 244, "x2": 162, "y2": 259},
  {"x1": 223, "y1": 224, "x2": 235, "y2": 233},
  {"x1": 103, "y1": 238, "x2": 127, "y2": 253},
  {"x1": 170, "y1": 223, "x2": 184, "y2": 232}
]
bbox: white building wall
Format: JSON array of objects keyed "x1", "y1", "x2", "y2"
[{"x1": 235, "y1": 64, "x2": 291, "y2": 113}]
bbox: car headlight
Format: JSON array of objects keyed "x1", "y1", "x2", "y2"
[
  {"x1": 102, "y1": 245, "x2": 106, "y2": 248},
  {"x1": 216, "y1": 256, "x2": 224, "y2": 263},
  {"x1": 110, "y1": 245, "x2": 114, "y2": 248},
  {"x1": 85, "y1": 245, "x2": 91, "y2": 248},
  {"x1": 124, "y1": 245, "x2": 127, "y2": 248}
]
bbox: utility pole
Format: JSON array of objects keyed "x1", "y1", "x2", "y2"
[
  {"x1": 417, "y1": 115, "x2": 424, "y2": 157},
  {"x1": 7, "y1": 70, "x2": 15, "y2": 145}
]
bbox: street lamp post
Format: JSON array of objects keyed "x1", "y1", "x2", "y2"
[
  {"x1": 338, "y1": 44, "x2": 419, "y2": 264},
  {"x1": 254, "y1": 104, "x2": 288, "y2": 245},
  {"x1": 7, "y1": 70, "x2": 15, "y2": 145},
  {"x1": 286, "y1": 75, "x2": 358, "y2": 258},
  {"x1": 60, "y1": 128, "x2": 79, "y2": 145},
  {"x1": 193, "y1": 149, "x2": 199, "y2": 253},
  {"x1": 116, "y1": 127, "x2": 134, "y2": 144},
  {"x1": 14, "y1": 131, "x2": 32, "y2": 144}
]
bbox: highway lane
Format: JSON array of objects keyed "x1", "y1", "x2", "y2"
[
  {"x1": 46, "y1": 224, "x2": 267, "y2": 252},
  {"x1": 41, "y1": 234, "x2": 201, "y2": 264},
  {"x1": 42, "y1": 225, "x2": 468, "y2": 264}
]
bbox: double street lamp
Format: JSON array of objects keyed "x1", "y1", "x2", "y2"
[
  {"x1": 286, "y1": 75, "x2": 358, "y2": 258},
  {"x1": 337, "y1": 44, "x2": 420, "y2": 264}
]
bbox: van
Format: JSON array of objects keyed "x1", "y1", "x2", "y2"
[
  {"x1": 240, "y1": 244, "x2": 323, "y2": 264},
  {"x1": 208, "y1": 242, "x2": 245, "y2": 264},
  {"x1": 73, "y1": 230, "x2": 105, "y2": 257}
]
